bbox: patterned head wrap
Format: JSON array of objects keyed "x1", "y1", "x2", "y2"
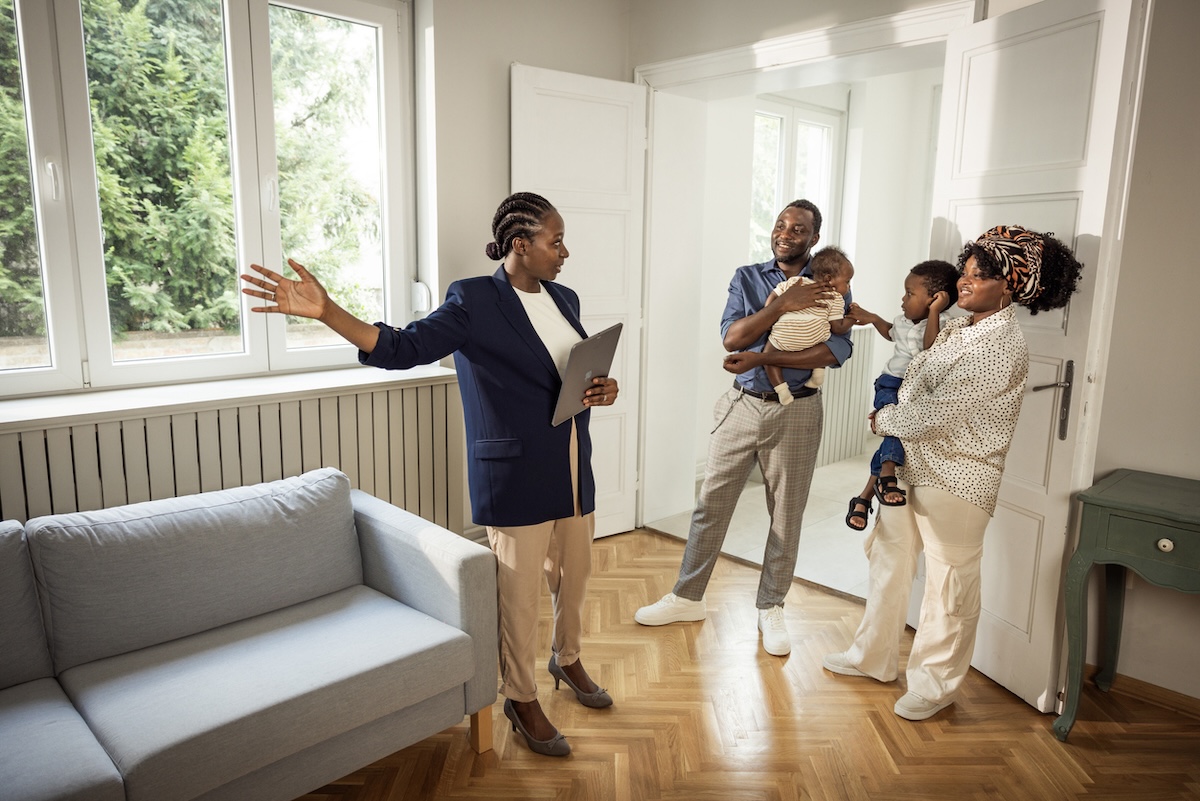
[{"x1": 971, "y1": 225, "x2": 1046, "y2": 305}]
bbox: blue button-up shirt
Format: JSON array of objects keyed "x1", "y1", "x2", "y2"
[{"x1": 720, "y1": 257, "x2": 854, "y2": 393}]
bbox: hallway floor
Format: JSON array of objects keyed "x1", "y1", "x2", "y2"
[{"x1": 645, "y1": 449, "x2": 876, "y2": 599}]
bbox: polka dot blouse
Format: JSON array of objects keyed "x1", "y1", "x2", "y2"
[{"x1": 873, "y1": 304, "x2": 1029, "y2": 514}]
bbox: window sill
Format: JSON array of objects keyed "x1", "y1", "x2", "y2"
[{"x1": 0, "y1": 365, "x2": 456, "y2": 432}]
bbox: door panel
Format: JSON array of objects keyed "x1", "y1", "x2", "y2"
[
  {"x1": 510, "y1": 64, "x2": 646, "y2": 537},
  {"x1": 925, "y1": 0, "x2": 1143, "y2": 711},
  {"x1": 956, "y1": 20, "x2": 1101, "y2": 174},
  {"x1": 1005, "y1": 357, "x2": 1066, "y2": 489}
]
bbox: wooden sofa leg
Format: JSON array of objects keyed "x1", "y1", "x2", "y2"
[{"x1": 469, "y1": 706, "x2": 493, "y2": 753}]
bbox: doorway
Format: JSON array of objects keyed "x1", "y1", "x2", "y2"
[
  {"x1": 638, "y1": 47, "x2": 954, "y2": 597},
  {"x1": 634, "y1": 0, "x2": 1145, "y2": 712}
]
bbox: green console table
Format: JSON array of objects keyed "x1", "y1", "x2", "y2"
[{"x1": 1053, "y1": 468, "x2": 1200, "y2": 742}]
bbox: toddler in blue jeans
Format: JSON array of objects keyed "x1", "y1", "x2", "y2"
[{"x1": 843, "y1": 260, "x2": 959, "y2": 530}]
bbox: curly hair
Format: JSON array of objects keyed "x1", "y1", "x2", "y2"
[
  {"x1": 910, "y1": 259, "x2": 960, "y2": 306},
  {"x1": 810, "y1": 246, "x2": 850, "y2": 282},
  {"x1": 956, "y1": 231, "x2": 1083, "y2": 314},
  {"x1": 783, "y1": 199, "x2": 823, "y2": 236},
  {"x1": 485, "y1": 192, "x2": 556, "y2": 261}
]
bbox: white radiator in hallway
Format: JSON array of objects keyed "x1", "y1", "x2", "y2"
[
  {"x1": 816, "y1": 327, "x2": 874, "y2": 468},
  {"x1": 0, "y1": 374, "x2": 466, "y2": 533}
]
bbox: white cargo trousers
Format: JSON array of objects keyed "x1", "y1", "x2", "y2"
[{"x1": 845, "y1": 482, "x2": 991, "y2": 703}]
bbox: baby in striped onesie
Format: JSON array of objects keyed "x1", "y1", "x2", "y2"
[{"x1": 763, "y1": 246, "x2": 855, "y2": 404}]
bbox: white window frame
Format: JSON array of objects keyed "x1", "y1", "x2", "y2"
[
  {"x1": 754, "y1": 96, "x2": 847, "y2": 248},
  {"x1": 3, "y1": 0, "x2": 415, "y2": 397},
  {"x1": 4, "y1": 0, "x2": 84, "y2": 396}
]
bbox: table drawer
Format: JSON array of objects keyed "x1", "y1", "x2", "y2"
[{"x1": 1105, "y1": 516, "x2": 1200, "y2": 572}]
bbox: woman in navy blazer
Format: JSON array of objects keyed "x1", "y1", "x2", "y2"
[{"x1": 243, "y1": 193, "x2": 618, "y2": 757}]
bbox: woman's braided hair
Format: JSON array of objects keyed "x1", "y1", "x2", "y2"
[{"x1": 485, "y1": 192, "x2": 556, "y2": 261}]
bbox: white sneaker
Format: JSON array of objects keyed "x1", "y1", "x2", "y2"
[
  {"x1": 893, "y1": 691, "x2": 954, "y2": 721},
  {"x1": 757, "y1": 606, "x2": 791, "y2": 656},
  {"x1": 635, "y1": 593, "x2": 706, "y2": 626},
  {"x1": 822, "y1": 651, "x2": 867, "y2": 677}
]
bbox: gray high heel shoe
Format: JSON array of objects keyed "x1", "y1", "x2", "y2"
[
  {"x1": 503, "y1": 698, "x2": 571, "y2": 757},
  {"x1": 548, "y1": 654, "x2": 613, "y2": 708}
]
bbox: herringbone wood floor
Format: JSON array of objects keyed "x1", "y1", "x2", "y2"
[{"x1": 295, "y1": 529, "x2": 1200, "y2": 801}]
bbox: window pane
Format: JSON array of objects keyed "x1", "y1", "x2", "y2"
[
  {"x1": 269, "y1": 7, "x2": 384, "y2": 350},
  {"x1": 749, "y1": 113, "x2": 782, "y2": 262},
  {"x1": 793, "y1": 121, "x2": 831, "y2": 214},
  {"x1": 0, "y1": 2, "x2": 50, "y2": 370},
  {"x1": 81, "y1": 0, "x2": 242, "y2": 362}
]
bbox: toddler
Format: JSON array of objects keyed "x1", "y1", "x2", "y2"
[{"x1": 844, "y1": 259, "x2": 959, "y2": 529}]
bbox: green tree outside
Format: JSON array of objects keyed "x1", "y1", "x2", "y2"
[{"x1": 0, "y1": 0, "x2": 382, "y2": 345}]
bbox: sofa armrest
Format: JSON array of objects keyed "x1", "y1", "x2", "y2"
[{"x1": 350, "y1": 490, "x2": 497, "y2": 716}]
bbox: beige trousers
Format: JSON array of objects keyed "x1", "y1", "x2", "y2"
[
  {"x1": 485, "y1": 420, "x2": 595, "y2": 702},
  {"x1": 845, "y1": 482, "x2": 991, "y2": 704}
]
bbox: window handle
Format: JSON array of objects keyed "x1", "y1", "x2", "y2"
[
  {"x1": 412, "y1": 281, "x2": 431, "y2": 313},
  {"x1": 44, "y1": 159, "x2": 61, "y2": 202},
  {"x1": 265, "y1": 176, "x2": 278, "y2": 212}
]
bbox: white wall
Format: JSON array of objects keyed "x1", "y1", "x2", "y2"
[
  {"x1": 1090, "y1": 0, "x2": 1200, "y2": 700},
  {"x1": 641, "y1": 91, "x2": 707, "y2": 522},
  {"x1": 692, "y1": 97, "x2": 757, "y2": 475},
  {"x1": 842, "y1": 68, "x2": 945, "y2": 382},
  {"x1": 418, "y1": 0, "x2": 630, "y2": 294}
]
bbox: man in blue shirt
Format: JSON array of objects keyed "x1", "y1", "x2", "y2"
[{"x1": 635, "y1": 200, "x2": 853, "y2": 657}]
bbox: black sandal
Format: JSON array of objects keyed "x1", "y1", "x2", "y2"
[
  {"x1": 845, "y1": 496, "x2": 872, "y2": 530},
  {"x1": 874, "y1": 475, "x2": 907, "y2": 507}
]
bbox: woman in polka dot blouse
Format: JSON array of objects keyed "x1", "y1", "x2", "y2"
[{"x1": 821, "y1": 225, "x2": 1084, "y2": 722}]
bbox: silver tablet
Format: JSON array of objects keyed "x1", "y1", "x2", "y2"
[{"x1": 551, "y1": 322, "x2": 623, "y2": 426}]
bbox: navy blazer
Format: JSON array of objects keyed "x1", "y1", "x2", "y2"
[{"x1": 362, "y1": 267, "x2": 594, "y2": 527}]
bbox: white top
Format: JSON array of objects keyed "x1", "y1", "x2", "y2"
[
  {"x1": 873, "y1": 305, "x2": 1029, "y2": 514},
  {"x1": 884, "y1": 313, "x2": 948, "y2": 379},
  {"x1": 514, "y1": 284, "x2": 582, "y2": 377}
]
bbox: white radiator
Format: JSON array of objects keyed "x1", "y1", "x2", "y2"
[
  {"x1": 0, "y1": 371, "x2": 466, "y2": 533},
  {"x1": 816, "y1": 327, "x2": 875, "y2": 467}
]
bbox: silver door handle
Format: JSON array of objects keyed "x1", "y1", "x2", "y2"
[{"x1": 1031, "y1": 360, "x2": 1073, "y2": 440}]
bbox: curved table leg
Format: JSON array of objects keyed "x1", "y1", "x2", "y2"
[
  {"x1": 1053, "y1": 553, "x2": 1093, "y2": 742},
  {"x1": 1095, "y1": 563, "x2": 1125, "y2": 692}
]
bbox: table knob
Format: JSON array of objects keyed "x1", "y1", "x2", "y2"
[{"x1": 1156, "y1": 538, "x2": 1175, "y2": 553}]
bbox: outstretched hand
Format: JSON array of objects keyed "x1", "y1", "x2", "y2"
[
  {"x1": 241, "y1": 259, "x2": 330, "y2": 320},
  {"x1": 847, "y1": 302, "x2": 883, "y2": 326}
]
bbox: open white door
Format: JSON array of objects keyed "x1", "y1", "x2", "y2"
[
  {"x1": 510, "y1": 64, "x2": 646, "y2": 538},
  {"x1": 921, "y1": 0, "x2": 1146, "y2": 710}
]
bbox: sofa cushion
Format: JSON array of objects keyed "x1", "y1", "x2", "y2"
[
  {"x1": 0, "y1": 520, "x2": 53, "y2": 689},
  {"x1": 0, "y1": 677, "x2": 124, "y2": 801},
  {"x1": 60, "y1": 584, "x2": 474, "y2": 801},
  {"x1": 27, "y1": 467, "x2": 362, "y2": 672}
]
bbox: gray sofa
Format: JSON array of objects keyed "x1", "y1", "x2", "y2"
[{"x1": 0, "y1": 467, "x2": 497, "y2": 801}]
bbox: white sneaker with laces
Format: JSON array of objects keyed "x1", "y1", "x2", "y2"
[
  {"x1": 893, "y1": 691, "x2": 954, "y2": 721},
  {"x1": 822, "y1": 651, "x2": 867, "y2": 677},
  {"x1": 635, "y1": 593, "x2": 706, "y2": 626},
  {"x1": 757, "y1": 606, "x2": 791, "y2": 656}
]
